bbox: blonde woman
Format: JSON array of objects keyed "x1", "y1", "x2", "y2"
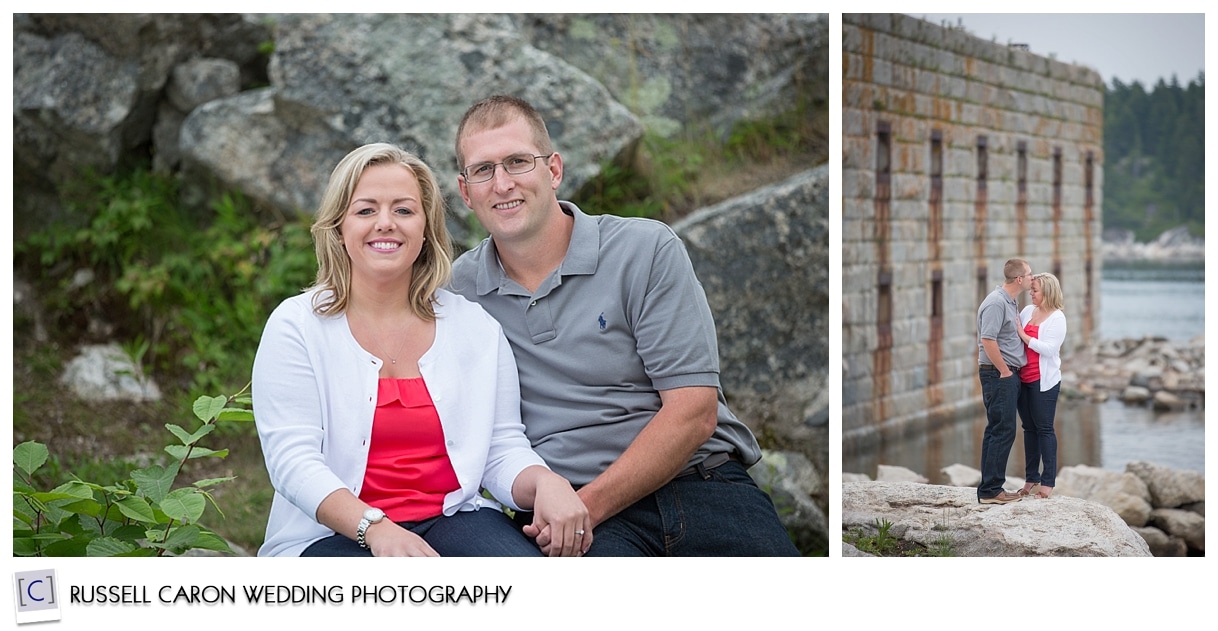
[
  {"x1": 1015, "y1": 272, "x2": 1066, "y2": 499},
  {"x1": 253, "y1": 143, "x2": 590, "y2": 556}
]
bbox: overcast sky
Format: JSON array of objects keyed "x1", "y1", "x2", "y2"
[{"x1": 914, "y1": 14, "x2": 1205, "y2": 88}]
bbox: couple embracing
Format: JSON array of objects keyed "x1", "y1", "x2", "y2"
[{"x1": 976, "y1": 258, "x2": 1067, "y2": 504}]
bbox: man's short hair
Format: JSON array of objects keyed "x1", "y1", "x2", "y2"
[
  {"x1": 1004, "y1": 258, "x2": 1030, "y2": 282},
  {"x1": 454, "y1": 95, "x2": 554, "y2": 170}
]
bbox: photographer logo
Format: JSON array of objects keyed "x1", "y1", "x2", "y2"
[{"x1": 13, "y1": 569, "x2": 60, "y2": 624}]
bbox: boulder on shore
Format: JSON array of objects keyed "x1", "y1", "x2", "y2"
[{"x1": 843, "y1": 481, "x2": 1152, "y2": 557}]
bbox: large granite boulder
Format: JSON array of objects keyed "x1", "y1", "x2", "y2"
[
  {"x1": 843, "y1": 481, "x2": 1152, "y2": 557},
  {"x1": 520, "y1": 14, "x2": 828, "y2": 136},
  {"x1": 1055, "y1": 464, "x2": 1153, "y2": 527},
  {"x1": 673, "y1": 167, "x2": 829, "y2": 469},
  {"x1": 749, "y1": 450, "x2": 827, "y2": 555},
  {"x1": 1126, "y1": 461, "x2": 1205, "y2": 509},
  {"x1": 187, "y1": 13, "x2": 642, "y2": 229}
]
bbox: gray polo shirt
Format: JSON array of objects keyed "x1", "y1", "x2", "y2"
[
  {"x1": 450, "y1": 201, "x2": 761, "y2": 485},
  {"x1": 976, "y1": 285, "x2": 1026, "y2": 369}
]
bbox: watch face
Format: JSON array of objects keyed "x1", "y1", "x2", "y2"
[{"x1": 363, "y1": 508, "x2": 385, "y2": 522}]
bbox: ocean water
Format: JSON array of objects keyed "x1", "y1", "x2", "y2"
[{"x1": 1099, "y1": 262, "x2": 1204, "y2": 341}]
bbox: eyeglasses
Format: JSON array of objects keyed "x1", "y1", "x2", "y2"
[{"x1": 461, "y1": 153, "x2": 553, "y2": 184}]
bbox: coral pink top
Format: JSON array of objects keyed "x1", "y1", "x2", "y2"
[
  {"x1": 359, "y1": 378, "x2": 460, "y2": 522},
  {"x1": 1021, "y1": 324, "x2": 1042, "y2": 384}
]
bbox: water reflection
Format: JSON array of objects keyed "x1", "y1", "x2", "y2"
[{"x1": 843, "y1": 398, "x2": 1203, "y2": 483}]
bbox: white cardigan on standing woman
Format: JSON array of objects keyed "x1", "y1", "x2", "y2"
[{"x1": 1019, "y1": 305, "x2": 1067, "y2": 392}]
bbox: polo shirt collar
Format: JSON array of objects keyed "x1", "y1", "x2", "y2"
[
  {"x1": 559, "y1": 201, "x2": 599, "y2": 276},
  {"x1": 474, "y1": 200, "x2": 599, "y2": 296}
]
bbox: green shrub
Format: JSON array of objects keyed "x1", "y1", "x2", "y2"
[
  {"x1": 17, "y1": 169, "x2": 316, "y2": 396},
  {"x1": 13, "y1": 385, "x2": 254, "y2": 557}
]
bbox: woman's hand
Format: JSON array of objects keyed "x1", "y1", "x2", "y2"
[
  {"x1": 365, "y1": 520, "x2": 440, "y2": 557},
  {"x1": 520, "y1": 471, "x2": 592, "y2": 557}
]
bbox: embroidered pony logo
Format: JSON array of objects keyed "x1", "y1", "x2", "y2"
[{"x1": 598, "y1": 312, "x2": 607, "y2": 330}]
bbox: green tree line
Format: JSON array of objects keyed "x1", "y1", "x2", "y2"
[{"x1": 1103, "y1": 72, "x2": 1204, "y2": 241}]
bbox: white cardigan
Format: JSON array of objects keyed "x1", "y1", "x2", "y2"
[
  {"x1": 1019, "y1": 305, "x2": 1067, "y2": 391},
  {"x1": 252, "y1": 288, "x2": 546, "y2": 556}
]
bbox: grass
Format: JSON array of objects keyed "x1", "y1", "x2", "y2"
[{"x1": 844, "y1": 517, "x2": 957, "y2": 557}]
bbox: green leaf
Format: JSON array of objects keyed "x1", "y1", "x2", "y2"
[
  {"x1": 13, "y1": 536, "x2": 42, "y2": 556},
  {"x1": 160, "y1": 524, "x2": 202, "y2": 553},
  {"x1": 193, "y1": 395, "x2": 228, "y2": 422},
  {"x1": 132, "y1": 465, "x2": 176, "y2": 503},
  {"x1": 160, "y1": 488, "x2": 206, "y2": 523},
  {"x1": 115, "y1": 495, "x2": 157, "y2": 523},
  {"x1": 58, "y1": 498, "x2": 106, "y2": 518},
  {"x1": 165, "y1": 423, "x2": 193, "y2": 445},
  {"x1": 46, "y1": 480, "x2": 95, "y2": 501},
  {"x1": 42, "y1": 536, "x2": 91, "y2": 557},
  {"x1": 216, "y1": 409, "x2": 255, "y2": 422},
  {"x1": 166, "y1": 422, "x2": 216, "y2": 445},
  {"x1": 13, "y1": 441, "x2": 49, "y2": 476},
  {"x1": 192, "y1": 528, "x2": 235, "y2": 553},
  {"x1": 110, "y1": 524, "x2": 149, "y2": 542},
  {"x1": 193, "y1": 476, "x2": 236, "y2": 489},
  {"x1": 165, "y1": 445, "x2": 228, "y2": 460},
  {"x1": 87, "y1": 537, "x2": 138, "y2": 557}
]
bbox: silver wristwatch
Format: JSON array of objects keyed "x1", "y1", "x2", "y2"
[{"x1": 357, "y1": 507, "x2": 385, "y2": 549}]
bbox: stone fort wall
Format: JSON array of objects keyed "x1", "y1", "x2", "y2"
[{"x1": 842, "y1": 13, "x2": 1104, "y2": 447}]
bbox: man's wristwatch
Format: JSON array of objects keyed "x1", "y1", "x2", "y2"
[{"x1": 357, "y1": 507, "x2": 385, "y2": 549}]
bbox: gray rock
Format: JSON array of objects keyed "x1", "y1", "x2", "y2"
[
  {"x1": 674, "y1": 167, "x2": 829, "y2": 475},
  {"x1": 1120, "y1": 386, "x2": 1151, "y2": 403},
  {"x1": 167, "y1": 58, "x2": 241, "y2": 113},
  {"x1": 521, "y1": 14, "x2": 827, "y2": 136},
  {"x1": 843, "y1": 472, "x2": 872, "y2": 483},
  {"x1": 1151, "y1": 390, "x2": 1184, "y2": 411},
  {"x1": 876, "y1": 464, "x2": 928, "y2": 483},
  {"x1": 60, "y1": 343, "x2": 162, "y2": 402},
  {"x1": 940, "y1": 463, "x2": 982, "y2": 487},
  {"x1": 1148, "y1": 508, "x2": 1205, "y2": 552},
  {"x1": 843, "y1": 482, "x2": 1152, "y2": 557},
  {"x1": 1056, "y1": 465, "x2": 1153, "y2": 527},
  {"x1": 842, "y1": 542, "x2": 873, "y2": 557},
  {"x1": 748, "y1": 450, "x2": 827, "y2": 554},
  {"x1": 1127, "y1": 461, "x2": 1205, "y2": 508},
  {"x1": 1130, "y1": 526, "x2": 1188, "y2": 557},
  {"x1": 254, "y1": 13, "x2": 642, "y2": 221}
]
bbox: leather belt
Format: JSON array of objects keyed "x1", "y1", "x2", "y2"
[{"x1": 675, "y1": 452, "x2": 738, "y2": 478}]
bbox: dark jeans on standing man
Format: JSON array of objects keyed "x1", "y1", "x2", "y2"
[
  {"x1": 978, "y1": 365, "x2": 1021, "y2": 499},
  {"x1": 1018, "y1": 379, "x2": 1060, "y2": 488}
]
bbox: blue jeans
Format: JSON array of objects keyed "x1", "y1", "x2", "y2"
[
  {"x1": 300, "y1": 508, "x2": 542, "y2": 557},
  {"x1": 1018, "y1": 380, "x2": 1060, "y2": 488},
  {"x1": 576, "y1": 460, "x2": 799, "y2": 556},
  {"x1": 978, "y1": 366, "x2": 1020, "y2": 499}
]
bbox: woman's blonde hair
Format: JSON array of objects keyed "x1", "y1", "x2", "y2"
[
  {"x1": 309, "y1": 143, "x2": 453, "y2": 319},
  {"x1": 1033, "y1": 272, "x2": 1064, "y2": 311}
]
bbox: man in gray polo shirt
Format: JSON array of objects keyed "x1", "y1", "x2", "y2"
[
  {"x1": 449, "y1": 95, "x2": 797, "y2": 556},
  {"x1": 976, "y1": 258, "x2": 1034, "y2": 504}
]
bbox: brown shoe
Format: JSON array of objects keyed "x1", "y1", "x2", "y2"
[
  {"x1": 1017, "y1": 483, "x2": 1041, "y2": 498},
  {"x1": 979, "y1": 491, "x2": 1023, "y2": 504}
]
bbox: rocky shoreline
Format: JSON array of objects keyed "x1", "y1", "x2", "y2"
[
  {"x1": 845, "y1": 460, "x2": 1204, "y2": 556},
  {"x1": 1102, "y1": 226, "x2": 1204, "y2": 263},
  {"x1": 1062, "y1": 335, "x2": 1204, "y2": 411}
]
